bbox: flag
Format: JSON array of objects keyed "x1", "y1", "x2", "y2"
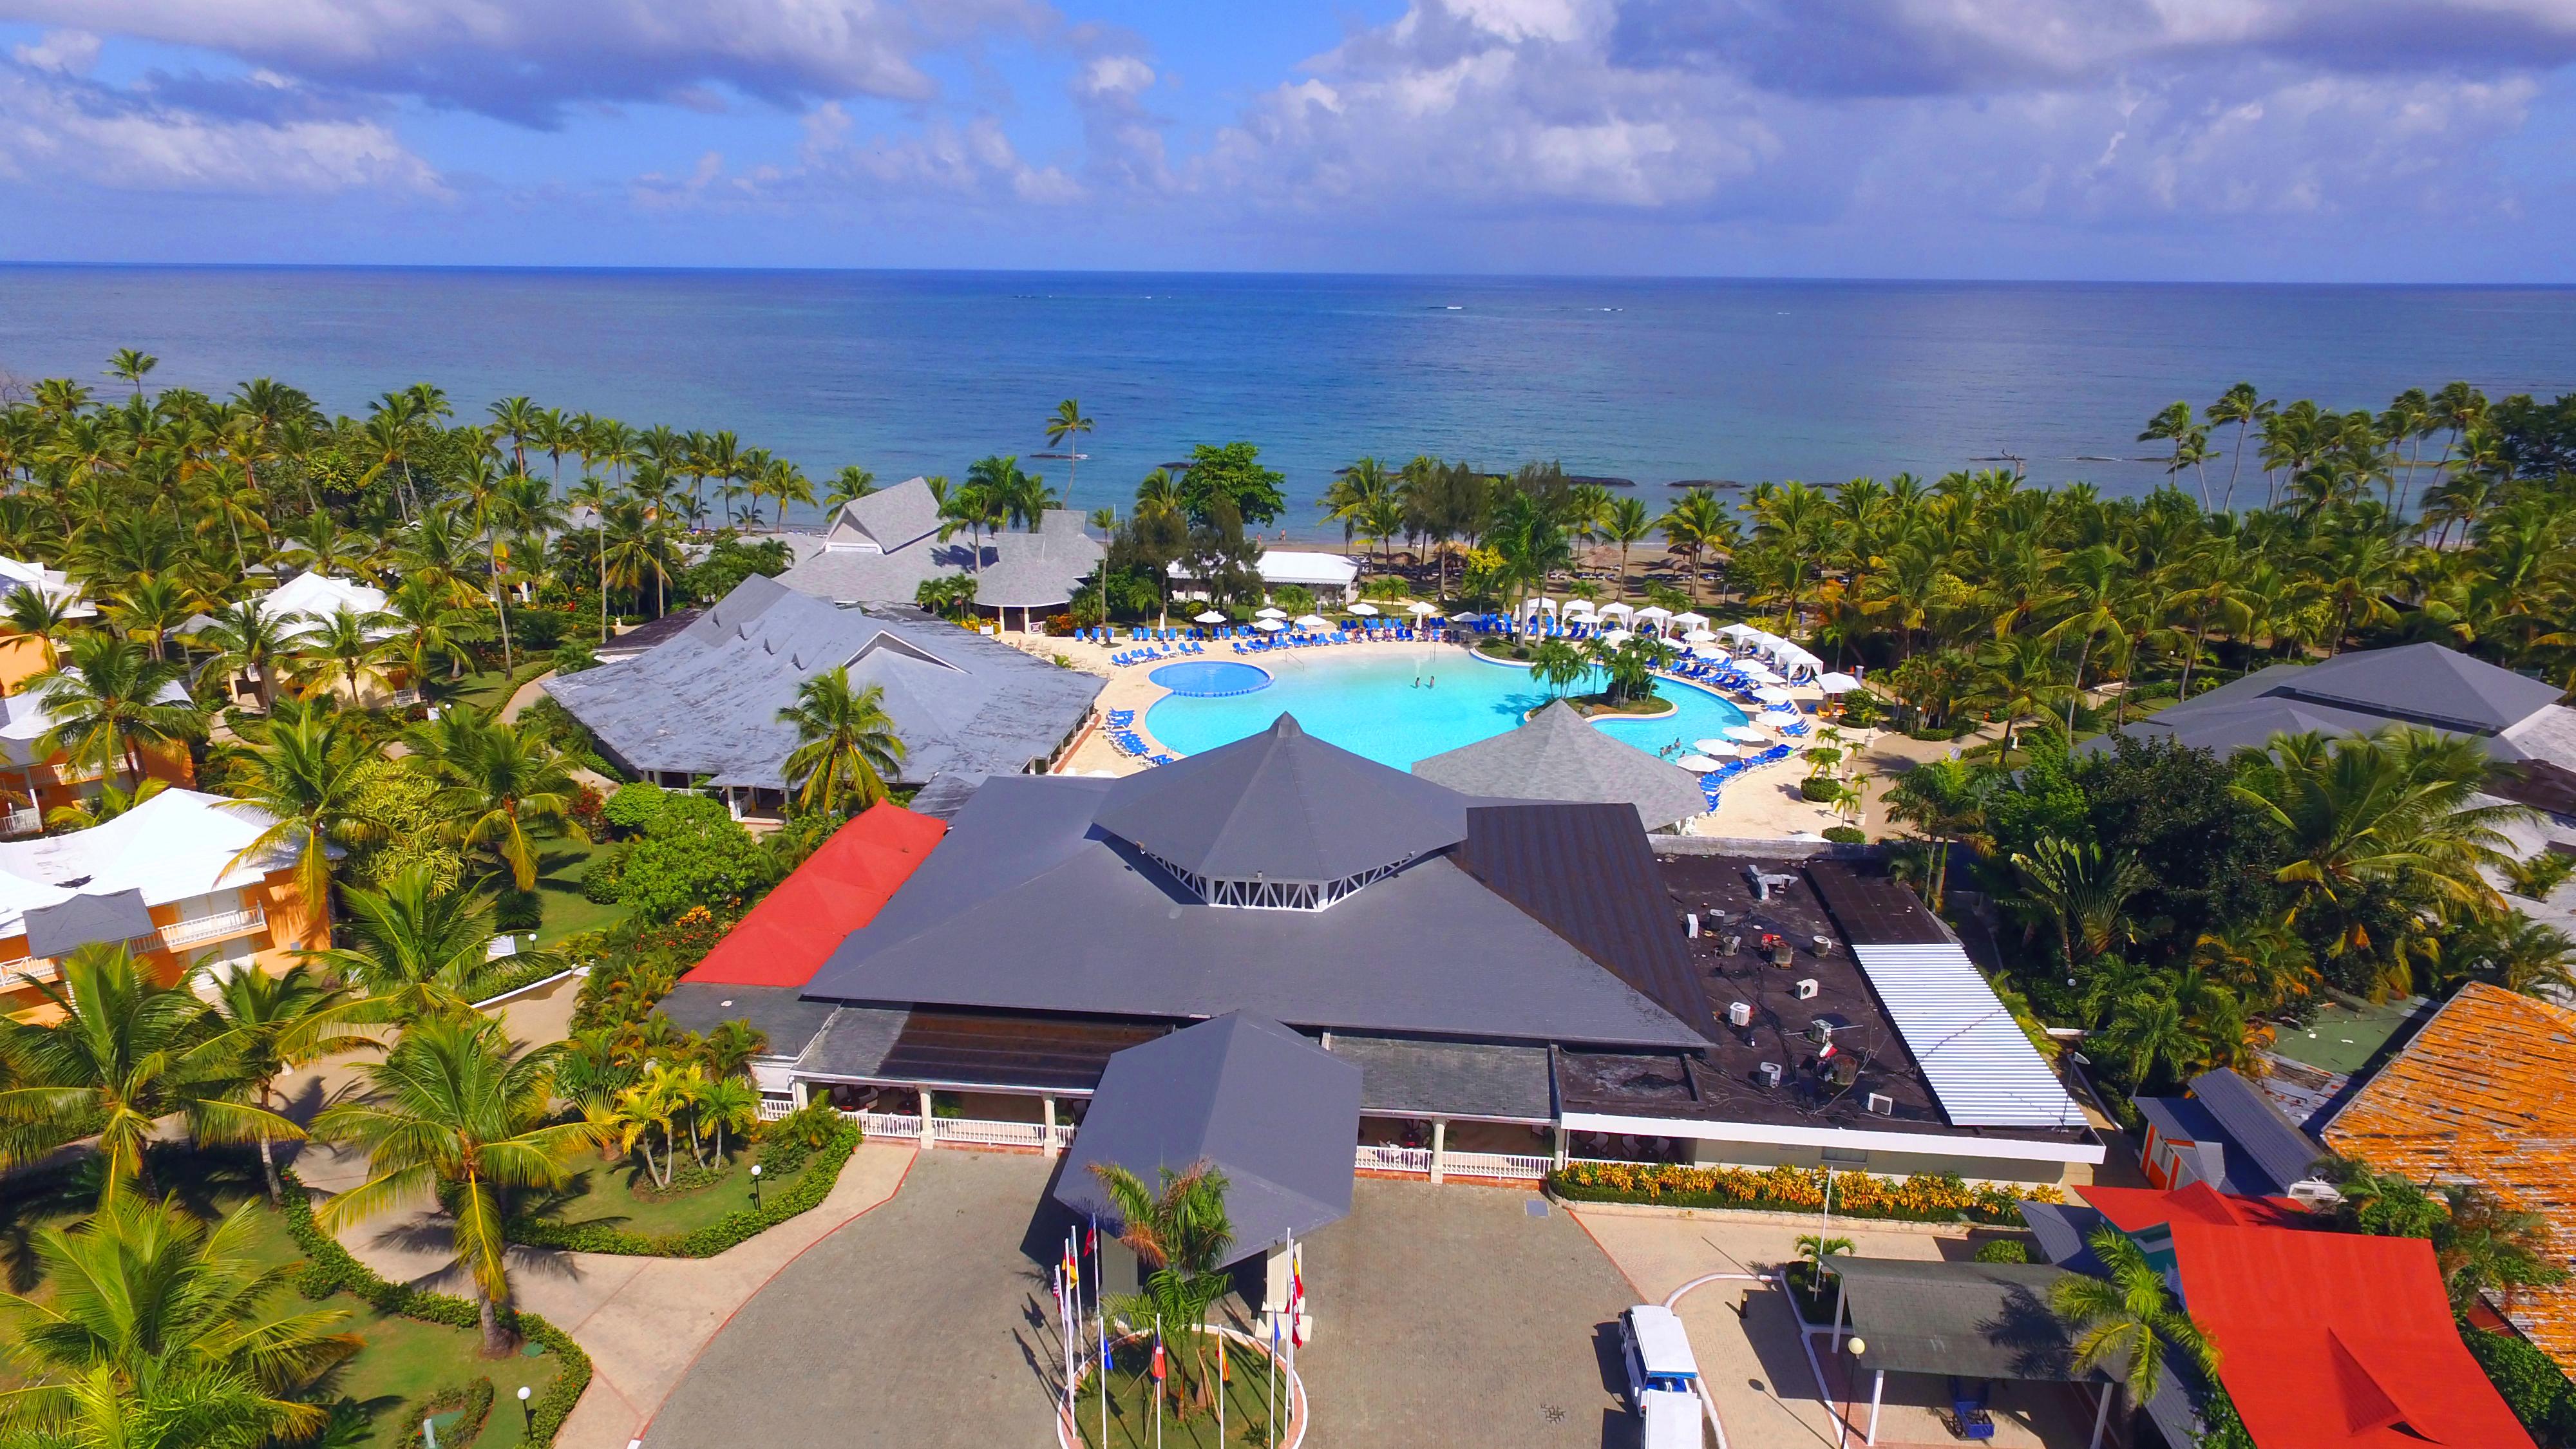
[
  {"x1": 1150, "y1": 1337, "x2": 1166, "y2": 1382},
  {"x1": 1289, "y1": 1244, "x2": 1305, "y2": 1313},
  {"x1": 1102, "y1": 1328, "x2": 1113, "y2": 1376},
  {"x1": 1064, "y1": 1247, "x2": 1077, "y2": 1290},
  {"x1": 1218, "y1": 1334, "x2": 1230, "y2": 1383}
]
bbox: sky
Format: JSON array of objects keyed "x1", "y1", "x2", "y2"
[{"x1": 2, "y1": 1, "x2": 2574, "y2": 280}]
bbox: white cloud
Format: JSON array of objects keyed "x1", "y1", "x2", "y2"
[
  {"x1": 0, "y1": 50, "x2": 443, "y2": 195},
  {"x1": 11, "y1": 27, "x2": 98, "y2": 73},
  {"x1": 1080, "y1": 54, "x2": 1153, "y2": 98}
]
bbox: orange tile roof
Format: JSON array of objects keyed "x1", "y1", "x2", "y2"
[{"x1": 2322, "y1": 981, "x2": 2576, "y2": 1376}]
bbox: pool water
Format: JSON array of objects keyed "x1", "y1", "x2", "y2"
[
  {"x1": 1146, "y1": 659, "x2": 1274, "y2": 697},
  {"x1": 1143, "y1": 645, "x2": 1752, "y2": 770}
]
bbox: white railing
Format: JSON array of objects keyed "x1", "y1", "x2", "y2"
[
  {"x1": 0, "y1": 807, "x2": 39, "y2": 837},
  {"x1": 157, "y1": 906, "x2": 267, "y2": 950},
  {"x1": 1356, "y1": 1144, "x2": 1432, "y2": 1174},
  {"x1": 844, "y1": 1111, "x2": 1073, "y2": 1151},
  {"x1": 758, "y1": 1097, "x2": 795, "y2": 1121},
  {"x1": 853, "y1": 1110, "x2": 922, "y2": 1140},
  {"x1": 1443, "y1": 1151, "x2": 1557, "y2": 1181}
]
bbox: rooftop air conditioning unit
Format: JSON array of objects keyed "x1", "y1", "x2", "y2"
[
  {"x1": 1795, "y1": 977, "x2": 1821, "y2": 1001},
  {"x1": 1757, "y1": 1062, "x2": 1784, "y2": 1089},
  {"x1": 1866, "y1": 1093, "x2": 1895, "y2": 1116},
  {"x1": 1727, "y1": 1001, "x2": 1754, "y2": 1029},
  {"x1": 1685, "y1": 913, "x2": 1701, "y2": 939}
]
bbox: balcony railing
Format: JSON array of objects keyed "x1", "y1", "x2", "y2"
[
  {"x1": 156, "y1": 906, "x2": 267, "y2": 950},
  {"x1": 0, "y1": 807, "x2": 40, "y2": 837}
]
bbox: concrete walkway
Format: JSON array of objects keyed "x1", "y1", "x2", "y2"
[{"x1": 322, "y1": 1140, "x2": 918, "y2": 1449}]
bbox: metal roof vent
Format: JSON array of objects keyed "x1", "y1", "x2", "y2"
[{"x1": 1866, "y1": 1092, "x2": 1895, "y2": 1115}]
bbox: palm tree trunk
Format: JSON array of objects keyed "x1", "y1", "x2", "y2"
[
  {"x1": 258, "y1": 1130, "x2": 283, "y2": 1203},
  {"x1": 478, "y1": 1289, "x2": 512, "y2": 1358}
]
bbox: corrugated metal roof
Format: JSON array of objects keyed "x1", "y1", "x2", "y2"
[{"x1": 1848, "y1": 943, "x2": 2086, "y2": 1128}]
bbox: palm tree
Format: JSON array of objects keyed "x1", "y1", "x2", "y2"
[
  {"x1": 1792, "y1": 1233, "x2": 1853, "y2": 1294},
  {"x1": 0, "y1": 1196, "x2": 359, "y2": 1441},
  {"x1": 185, "y1": 597, "x2": 294, "y2": 713},
  {"x1": 1965, "y1": 633, "x2": 2069, "y2": 757},
  {"x1": 316, "y1": 1013, "x2": 601, "y2": 1356},
  {"x1": 777, "y1": 667, "x2": 907, "y2": 815},
  {"x1": 1657, "y1": 491, "x2": 1732, "y2": 605},
  {"x1": 1882, "y1": 758, "x2": 1989, "y2": 910},
  {"x1": 1529, "y1": 638, "x2": 1589, "y2": 699},
  {"x1": 1092, "y1": 1160, "x2": 1235, "y2": 1420},
  {"x1": 404, "y1": 706, "x2": 582, "y2": 891},
  {"x1": 290, "y1": 605, "x2": 398, "y2": 703},
  {"x1": 218, "y1": 707, "x2": 386, "y2": 945},
  {"x1": 305, "y1": 865, "x2": 518, "y2": 1023},
  {"x1": 105, "y1": 348, "x2": 157, "y2": 399},
  {"x1": 0, "y1": 945, "x2": 303, "y2": 1201},
  {"x1": 41, "y1": 775, "x2": 170, "y2": 832},
  {"x1": 29, "y1": 630, "x2": 199, "y2": 786},
  {"x1": 2003, "y1": 836, "x2": 2152, "y2": 967},
  {"x1": 102, "y1": 576, "x2": 195, "y2": 662},
  {"x1": 697, "y1": 1075, "x2": 760, "y2": 1166},
  {"x1": 567, "y1": 473, "x2": 618, "y2": 643},
  {"x1": 1045, "y1": 399, "x2": 1094, "y2": 495},
  {"x1": 383, "y1": 575, "x2": 488, "y2": 687},
  {"x1": 2229, "y1": 727, "x2": 2528, "y2": 965},
  {"x1": 3, "y1": 585, "x2": 82, "y2": 668},
  {"x1": 2051, "y1": 1224, "x2": 2219, "y2": 1405},
  {"x1": 823, "y1": 466, "x2": 877, "y2": 513},
  {"x1": 2204, "y1": 383, "x2": 2272, "y2": 513},
  {"x1": 205, "y1": 962, "x2": 369, "y2": 1200},
  {"x1": 1602, "y1": 497, "x2": 1653, "y2": 599}
]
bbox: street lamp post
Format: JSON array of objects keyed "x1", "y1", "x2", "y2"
[
  {"x1": 750, "y1": 1162, "x2": 762, "y2": 1210},
  {"x1": 516, "y1": 1385, "x2": 533, "y2": 1437}
]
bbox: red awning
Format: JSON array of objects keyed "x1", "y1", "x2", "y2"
[{"x1": 682, "y1": 801, "x2": 947, "y2": 988}]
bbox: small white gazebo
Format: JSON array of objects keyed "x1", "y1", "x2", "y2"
[
  {"x1": 1719, "y1": 622, "x2": 1764, "y2": 643},
  {"x1": 1672, "y1": 612, "x2": 1709, "y2": 630},
  {"x1": 1816, "y1": 671, "x2": 1861, "y2": 694},
  {"x1": 1597, "y1": 601, "x2": 1636, "y2": 623},
  {"x1": 1634, "y1": 606, "x2": 1674, "y2": 625}
]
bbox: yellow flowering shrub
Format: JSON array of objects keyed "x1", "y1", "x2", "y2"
[{"x1": 1549, "y1": 1161, "x2": 2065, "y2": 1224}]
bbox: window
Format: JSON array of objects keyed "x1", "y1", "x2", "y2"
[{"x1": 1822, "y1": 1147, "x2": 1870, "y2": 1164}]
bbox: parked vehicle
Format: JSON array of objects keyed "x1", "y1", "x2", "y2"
[{"x1": 1619, "y1": 1303, "x2": 1707, "y2": 1449}]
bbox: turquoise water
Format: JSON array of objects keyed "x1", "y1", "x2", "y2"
[
  {"x1": 1143, "y1": 645, "x2": 1750, "y2": 770},
  {"x1": 1146, "y1": 659, "x2": 1273, "y2": 697}
]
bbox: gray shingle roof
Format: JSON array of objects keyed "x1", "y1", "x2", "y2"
[
  {"x1": 1830, "y1": 1257, "x2": 2086, "y2": 1383},
  {"x1": 656, "y1": 982, "x2": 838, "y2": 1060},
  {"x1": 2184, "y1": 1068, "x2": 2327, "y2": 1195},
  {"x1": 1094, "y1": 714, "x2": 1470, "y2": 884},
  {"x1": 23, "y1": 888, "x2": 153, "y2": 957},
  {"x1": 793, "y1": 1005, "x2": 913, "y2": 1081},
  {"x1": 540, "y1": 575, "x2": 1101, "y2": 790},
  {"x1": 800, "y1": 772, "x2": 1709, "y2": 1050},
  {"x1": 1052, "y1": 1012, "x2": 1361, "y2": 1264},
  {"x1": 1321, "y1": 1034, "x2": 1555, "y2": 1121},
  {"x1": 787, "y1": 479, "x2": 1102, "y2": 609},
  {"x1": 2091, "y1": 644, "x2": 2566, "y2": 760},
  {"x1": 1412, "y1": 701, "x2": 1709, "y2": 831}
]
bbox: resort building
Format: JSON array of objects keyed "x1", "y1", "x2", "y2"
[
  {"x1": 2026, "y1": 1182, "x2": 2533, "y2": 1448},
  {"x1": 1412, "y1": 699, "x2": 1708, "y2": 832},
  {"x1": 2130, "y1": 1067, "x2": 2335, "y2": 1201},
  {"x1": 674, "y1": 715, "x2": 2103, "y2": 1186},
  {"x1": 262, "y1": 569, "x2": 394, "y2": 639},
  {"x1": 0, "y1": 788, "x2": 320, "y2": 1019},
  {"x1": 1166, "y1": 547, "x2": 1361, "y2": 606},
  {"x1": 2320, "y1": 981, "x2": 2576, "y2": 1378},
  {"x1": 542, "y1": 575, "x2": 1104, "y2": 820},
  {"x1": 0, "y1": 555, "x2": 90, "y2": 693},
  {"x1": 778, "y1": 477, "x2": 1103, "y2": 627},
  {"x1": 0, "y1": 674, "x2": 198, "y2": 837}
]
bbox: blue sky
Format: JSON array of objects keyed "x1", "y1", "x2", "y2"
[{"x1": 3, "y1": 1, "x2": 2573, "y2": 279}]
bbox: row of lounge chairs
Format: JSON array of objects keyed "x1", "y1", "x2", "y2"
[
  {"x1": 1103, "y1": 728, "x2": 1176, "y2": 767},
  {"x1": 1693, "y1": 742, "x2": 1797, "y2": 810},
  {"x1": 1110, "y1": 640, "x2": 1209, "y2": 666}
]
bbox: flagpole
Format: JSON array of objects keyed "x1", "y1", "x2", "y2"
[
  {"x1": 1093, "y1": 1215, "x2": 1108, "y2": 1449},
  {"x1": 1267, "y1": 1312, "x2": 1278, "y2": 1449},
  {"x1": 1153, "y1": 1317, "x2": 1164, "y2": 1449}
]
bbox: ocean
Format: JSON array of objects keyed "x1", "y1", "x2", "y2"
[{"x1": 3, "y1": 267, "x2": 2571, "y2": 535}]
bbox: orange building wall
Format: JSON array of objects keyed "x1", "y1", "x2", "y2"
[
  {"x1": 0, "y1": 867, "x2": 321, "y2": 1022},
  {"x1": 0, "y1": 633, "x2": 50, "y2": 694}
]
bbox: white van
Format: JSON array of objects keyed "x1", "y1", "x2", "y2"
[{"x1": 1619, "y1": 1303, "x2": 1706, "y2": 1449}]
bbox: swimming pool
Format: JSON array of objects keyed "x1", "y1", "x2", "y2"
[
  {"x1": 1142, "y1": 645, "x2": 1752, "y2": 770},
  {"x1": 1146, "y1": 659, "x2": 1273, "y2": 697}
]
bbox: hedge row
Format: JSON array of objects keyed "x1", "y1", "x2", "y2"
[
  {"x1": 278, "y1": 1170, "x2": 592, "y2": 1448},
  {"x1": 502, "y1": 1123, "x2": 862, "y2": 1257},
  {"x1": 468, "y1": 957, "x2": 573, "y2": 1008},
  {"x1": 401, "y1": 1378, "x2": 495, "y2": 1449},
  {"x1": 1549, "y1": 1161, "x2": 2065, "y2": 1225},
  {"x1": 2466, "y1": 1325, "x2": 2576, "y2": 1446}
]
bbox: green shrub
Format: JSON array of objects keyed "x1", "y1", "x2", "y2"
[
  {"x1": 495, "y1": 886, "x2": 543, "y2": 933},
  {"x1": 1799, "y1": 776, "x2": 1840, "y2": 802},
  {"x1": 466, "y1": 954, "x2": 570, "y2": 1006},
  {"x1": 276, "y1": 1170, "x2": 590, "y2": 1446},
  {"x1": 580, "y1": 846, "x2": 629, "y2": 903},
  {"x1": 505, "y1": 1122, "x2": 861, "y2": 1257},
  {"x1": 1971, "y1": 1239, "x2": 2029, "y2": 1264},
  {"x1": 401, "y1": 1378, "x2": 495, "y2": 1449},
  {"x1": 1548, "y1": 1161, "x2": 2062, "y2": 1225},
  {"x1": 1822, "y1": 826, "x2": 1867, "y2": 844},
  {"x1": 2464, "y1": 1326, "x2": 2576, "y2": 1444},
  {"x1": 601, "y1": 782, "x2": 668, "y2": 837},
  {"x1": 614, "y1": 794, "x2": 773, "y2": 923}
]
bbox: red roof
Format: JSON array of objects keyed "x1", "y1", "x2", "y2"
[
  {"x1": 2075, "y1": 1186, "x2": 2533, "y2": 1449},
  {"x1": 681, "y1": 802, "x2": 947, "y2": 989}
]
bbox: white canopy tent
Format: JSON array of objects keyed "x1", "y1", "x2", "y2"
[
  {"x1": 1346, "y1": 602, "x2": 1380, "y2": 617},
  {"x1": 1255, "y1": 607, "x2": 1287, "y2": 620},
  {"x1": 1816, "y1": 671, "x2": 1861, "y2": 694},
  {"x1": 1719, "y1": 622, "x2": 1765, "y2": 643},
  {"x1": 1752, "y1": 685, "x2": 1795, "y2": 706},
  {"x1": 1634, "y1": 606, "x2": 1674, "y2": 624},
  {"x1": 1596, "y1": 601, "x2": 1636, "y2": 622}
]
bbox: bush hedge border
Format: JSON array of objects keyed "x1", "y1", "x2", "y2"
[
  {"x1": 401, "y1": 1378, "x2": 495, "y2": 1449},
  {"x1": 1547, "y1": 1162, "x2": 2061, "y2": 1226},
  {"x1": 502, "y1": 1122, "x2": 861, "y2": 1258},
  {"x1": 278, "y1": 1169, "x2": 592, "y2": 1448}
]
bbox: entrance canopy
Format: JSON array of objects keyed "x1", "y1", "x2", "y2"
[
  {"x1": 1830, "y1": 1258, "x2": 2088, "y2": 1383},
  {"x1": 1053, "y1": 1012, "x2": 1362, "y2": 1267}
]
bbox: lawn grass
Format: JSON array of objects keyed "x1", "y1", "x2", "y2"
[
  {"x1": 2269, "y1": 990, "x2": 2435, "y2": 1074},
  {"x1": 1072, "y1": 1345, "x2": 1286, "y2": 1449},
  {"x1": 529, "y1": 831, "x2": 629, "y2": 938},
  {"x1": 435, "y1": 661, "x2": 551, "y2": 717},
  {"x1": 0, "y1": 1152, "x2": 554, "y2": 1449},
  {"x1": 535, "y1": 1140, "x2": 824, "y2": 1238}
]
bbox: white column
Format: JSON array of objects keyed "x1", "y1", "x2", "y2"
[
  {"x1": 1833, "y1": 1277, "x2": 1849, "y2": 1351},
  {"x1": 791, "y1": 1079, "x2": 811, "y2": 1109},
  {"x1": 1043, "y1": 1096, "x2": 1059, "y2": 1157},
  {"x1": 2089, "y1": 1381, "x2": 2114, "y2": 1449},
  {"x1": 918, "y1": 1088, "x2": 936, "y2": 1150},
  {"x1": 1553, "y1": 1124, "x2": 1569, "y2": 1170},
  {"x1": 1865, "y1": 1368, "x2": 1883, "y2": 1446},
  {"x1": 1429, "y1": 1121, "x2": 1446, "y2": 1184}
]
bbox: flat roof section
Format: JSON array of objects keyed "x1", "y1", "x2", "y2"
[
  {"x1": 872, "y1": 1011, "x2": 1169, "y2": 1094},
  {"x1": 1322, "y1": 1034, "x2": 1555, "y2": 1122},
  {"x1": 657, "y1": 983, "x2": 837, "y2": 1061},
  {"x1": 1804, "y1": 859, "x2": 1953, "y2": 945}
]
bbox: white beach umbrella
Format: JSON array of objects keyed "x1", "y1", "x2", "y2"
[
  {"x1": 1815, "y1": 671, "x2": 1861, "y2": 693},
  {"x1": 1347, "y1": 602, "x2": 1380, "y2": 616},
  {"x1": 1723, "y1": 724, "x2": 1768, "y2": 743},
  {"x1": 1600, "y1": 629, "x2": 1635, "y2": 645},
  {"x1": 1295, "y1": 614, "x2": 1330, "y2": 630},
  {"x1": 1597, "y1": 601, "x2": 1636, "y2": 621},
  {"x1": 1694, "y1": 739, "x2": 1740, "y2": 756},
  {"x1": 1672, "y1": 612, "x2": 1709, "y2": 629},
  {"x1": 1634, "y1": 606, "x2": 1674, "y2": 623},
  {"x1": 1676, "y1": 753, "x2": 1721, "y2": 772},
  {"x1": 1255, "y1": 618, "x2": 1287, "y2": 632},
  {"x1": 1738, "y1": 661, "x2": 1783, "y2": 683},
  {"x1": 1255, "y1": 607, "x2": 1288, "y2": 620},
  {"x1": 1193, "y1": 610, "x2": 1228, "y2": 623},
  {"x1": 1752, "y1": 685, "x2": 1795, "y2": 706},
  {"x1": 1682, "y1": 628, "x2": 1717, "y2": 643},
  {"x1": 1690, "y1": 643, "x2": 1727, "y2": 660},
  {"x1": 1406, "y1": 601, "x2": 1444, "y2": 618}
]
